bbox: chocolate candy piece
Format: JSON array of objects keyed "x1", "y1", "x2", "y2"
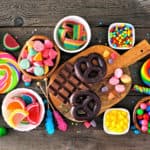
[
  {"x1": 69, "y1": 90, "x2": 101, "y2": 121},
  {"x1": 74, "y1": 53, "x2": 107, "y2": 84}
]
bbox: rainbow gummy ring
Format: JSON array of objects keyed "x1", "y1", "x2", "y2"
[
  {"x1": 0, "y1": 51, "x2": 20, "y2": 94},
  {"x1": 141, "y1": 59, "x2": 150, "y2": 87}
]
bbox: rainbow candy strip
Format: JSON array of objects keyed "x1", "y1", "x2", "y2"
[
  {"x1": 140, "y1": 59, "x2": 150, "y2": 87},
  {"x1": 58, "y1": 21, "x2": 87, "y2": 50},
  {"x1": 0, "y1": 52, "x2": 20, "y2": 94},
  {"x1": 133, "y1": 84, "x2": 150, "y2": 95}
]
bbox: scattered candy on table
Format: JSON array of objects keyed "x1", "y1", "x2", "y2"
[
  {"x1": 22, "y1": 74, "x2": 32, "y2": 87},
  {"x1": 133, "y1": 85, "x2": 150, "y2": 95},
  {"x1": 108, "y1": 23, "x2": 135, "y2": 49},
  {"x1": 3, "y1": 33, "x2": 20, "y2": 51},
  {"x1": 19, "y1": 38, "x2": 57, "y2": 77},
  {"x1": 103, "y1": 108, "x2": 130, "y2": 135},
  {"x1": 0, "y1": 127, "x2": 8, "y2": 137},
  {"x1": 140, "y1": 59, "x2": 150, "y2": 87},
  {"x1": 0, "y1": 51, "x2": 20, "y2": 94},
  {"x1": 57, "y1": 21, "x2": 87, "y2": 50}
]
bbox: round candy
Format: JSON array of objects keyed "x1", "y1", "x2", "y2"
[
  {"x1": 0, "y1": 52, "x2": 20, "y2": 94},
  {"x1": 136, "y1": 108, "x2": 144, "y2": 115},
  {"x1": 148, "y1": 122, "x2": 150, "y2": 128},
  {"x1": 137, "y1": 115, "x2": 143, "y2": 120},
  {"x1": 120, "y1": 74, "x2": 131, "y2": 84},
  {"x1": 0, "y1": 127, "x2": 8, "y2": 137},
  {"x1": 140, "y1": 103, "x2": 147, "y2": 110},
  {"x1": 22, "y1": 74, "x2": 32, "y2": 82},
  {"x1": 34, "y1": 66, "x2": 44, "y2": 76},
  {"x1": 148, "y1": 129, "x2": 150, "y2": 134},
  {"x1": 140, "y1": 59, "x2": 150, "y2": 87},
  {"x1": 133, "y1": 129, "x2": 141, "y2": 135},
  {"x1": 141, "y1": 126, "x2": 148, "y2": 132},
  {"x1": 33, "y1": 40, "x2": 44, "y2": 52},
  {"x1": 44, "y1": 40, "x2": 53, "y2": 48},
  {"x1": 109, "y1": 76, "x2": 119, "y2": 85},
  {"x1": 143, "y1": 114, "x2": 149, "y2": 120},
  {"x1": 141, "y1": 120, "x2": 148, "y2": 126},
  {"x1": 114, "y1": 68, "x2": 123, "y2": 78},
  {"x1": 19, "y1": 59, "x2": 30, "y2": 70},
  {"x1": 115, "y1": 84, "x2": 125, "y2": 93},
  {"x1": 146, "y1": 106, "x2": 150, "y2": 112},
  {"x1": 24, "y1": 82, "x2": 31, "y2": 87}
]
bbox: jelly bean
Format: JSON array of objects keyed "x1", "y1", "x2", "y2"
[
  {"x1": 148, "y1": 122, "x2": 150, "y2": 128},
  {"x1": 0, "y1": 127, "x2": 8, "y2": 137},
  {"x1": 109, "y1": 76, "x2": 119, "y2": 85},
  {"x1": 136, "y1": 109, "x2": 144, "y2": 115},
  {"x1": 101, "y1": 86, "x2": 108, "y2": 93},
  {"x1": 115, "y1": 84, "x2": 125, "y2": 93},
  {"x1": 103, "y1": 50, "x2": 110, "y2": 58},
  {"x1": 148, "y1": 129, "x2": 150, "y2": 134},
  {"x1": 120, "y1": 74, "x2": 131, "y2": 84},
  {"x1": 141, "y1": 120, "x2": 148, "y2": 126},
  {"x1": 84, "y1": 121, "x2": 91, "y2": 128},
  {"x1": 141, "y1": 126, "x2": 148, "y2": 132},
  {"x1": 140, "y1": 103, "x2": 147, "y2": 110}
]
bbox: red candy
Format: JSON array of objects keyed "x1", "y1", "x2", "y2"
[
  {"x1": 143, "y1": 114, "x2": 149, "y2": 120},
  {"x1": 42, "y1": 49, "x2": 50, "y2": 58},
  {"x1": 137, "y1": 115, "x2": 143, "y2": 120}
]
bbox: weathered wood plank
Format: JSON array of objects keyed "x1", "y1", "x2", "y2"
[
  {"x1": 0, "y1": 128, "x2": 150, "y2": 150},
  {"x1": 0, "y1": 0, "x2": 149, "y2": 27}
]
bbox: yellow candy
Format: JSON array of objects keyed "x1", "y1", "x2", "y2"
[{"x1": 103, "y1": 50, "x2": 110, "y2": 58}]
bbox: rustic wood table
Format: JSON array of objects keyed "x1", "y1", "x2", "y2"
[{"x1": 0, "y1": 0, "x2": 150, "y2": 150}]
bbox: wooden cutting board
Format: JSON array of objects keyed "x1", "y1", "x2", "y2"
[{"x1": 48, "y1": 40, "x2": 150, "y2": 122}]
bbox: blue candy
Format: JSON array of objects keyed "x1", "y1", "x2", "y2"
[
  {"x1": 131, "y1": 125, "x2": 136, "y2": 130},
  {"x1": 24, "y1": 82, "x2": 31, "y2": 87},
  {"x1": 146, "y1": 106, "x2": 150, "y2": 112},
  {"x1": 22, "y1": 95, "x2": 32, "y2": 105},
  {"x1": 133, "y1": 129, "x2": 141, "y2": 135}
]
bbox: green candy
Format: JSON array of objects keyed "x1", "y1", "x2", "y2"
[
  {"x1": 0, "y1": 127, "x2": 8, "y2": 137},
  {"x1": 19, "y1": 59, "x2": 30, "y2": 70},
  {"x1": 136, "y1": 108, "x2": 144, "y2": 115},
  {"x1": 148, "y1": 128, "x2": 150, "y2": 134},
  {"x1": 148, "y1": 123, "x2": 150, "y2": 128},
  {"x1": 29, "y1": 48, "x2": 37, "y2": 56}
]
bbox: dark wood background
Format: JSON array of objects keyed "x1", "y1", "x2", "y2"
[{"x1": 0, "y1": 0, "x2": 150, "y2": 150}]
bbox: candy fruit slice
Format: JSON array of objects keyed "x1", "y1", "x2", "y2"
[
  {"x1": 21, "y1": 117, "x2": 29, "y2": 124},
  {"x1": 8, "y1": 109, "x2": 29, "y2": 128},
  {"x1": 3, "y1": 33, "x2": 20, "y2": 51},
  {"x1": 27, "y1": 103, "x2": 40, "y2": 125},
  {"x1": 7, "y1": 97, "x2": 25, "y2": 111}
]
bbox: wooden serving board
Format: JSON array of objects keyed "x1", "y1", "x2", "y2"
[{"x1": 48, "y1": 40, "x2": 150, "y2": 122}]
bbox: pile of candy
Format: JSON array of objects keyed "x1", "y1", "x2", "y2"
[
  {"x1": 135, "y1": 101, "x2": 150, "y2": 133},
  {"x1": 5, "y1": 92, "x2": 41, "y2": 128},
  {"x1": 19, "y1": 39, "x2": 57, "y2": 76},
  {"x1": 58, "y1": 21, "x2": 87, "y2": 50},
  {"x1": 104, "y1": 109, "x2": 130, "y2": 135},
  {"x1": 0, "y1": 51, "x2": 20, "y2": 94},
  {"x1": 108, "y1": 23, "x2": 135, "y2": 49}
]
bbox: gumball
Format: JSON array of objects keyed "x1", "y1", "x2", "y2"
[
  {"x1": 131, "y1": 125, "x2": 136, "y2": 130},
  {"x1": 141, "y1": 126, "x2": 148, "y2": 132},
  {"x1": 141, "y1": 120, "x2": 148, "y2": 126},
  {"x1": 143, "y1": 114, "x2": 149, "y2": 120},
  {"x1": 148, "y1": 128, "x2": 150, "y2": 134},
  {"x1": 146, "y1": 106, "x2": 150, "y2": 112},
  {"x1": 138, "y1": 120, "x2": 142, "y2": 125},
  {"x1": 133, "y1": 129, "x2": 141, "y2": 135},
  {"x1": 0, "y1": 127, "x2": 8, "y2": 137},
  {"x1": 140, "y1": 103, "x2": 147, "y2": 110},
  {"x1": 148, "y1": 122, "x2": 150, "y2": 128},
  {"x1": 136, "y1": 109, "x2": 144, "y2": 115},
  {"x1": 148, "y1": 112, "x2": 150, "y2": 116},
  {"x1": 137, "y1": 115, "x2": 143, "y2": 120}
]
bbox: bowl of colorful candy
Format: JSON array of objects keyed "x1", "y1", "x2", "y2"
[
  {"x1": 54, "y1": 15, "x2": 91, "y2": 53},
  {"x1": 108, "y1": 23, "x2": 135, "y2": 50},
  {"x1": 2, "y1": 88, "x2": 45, "y2": 132},
  {"x1": 133, "y1": 97, "x2": 150, "y2": 134},
  {"x1": 103, "y1": 108, "x2": 130, "y2": 135},
  {"x1": 18, "y1": 35, "x2": 60, "y2": 80}
]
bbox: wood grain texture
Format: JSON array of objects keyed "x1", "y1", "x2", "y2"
[
  {"x1": 0, "y1": 0, "x2": 150, "y2": 149},
  {"x1": 0, "y1": 0, "x2": 149, "y2": 27}
]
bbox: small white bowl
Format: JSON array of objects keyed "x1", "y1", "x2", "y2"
[
  {"x1": 2, "y1": 88, "x2": 45, "y2": 132},
  {"x1": 108, "y1": 23, "x2": 135, "y2": 50},
  {"x1": 54, "y1": 15, "x2": 91, "y2": 53},
  {"x1": 103, "y1": 108, "x2": 130, "y2": 135}
]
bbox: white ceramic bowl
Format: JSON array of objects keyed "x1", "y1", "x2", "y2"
[
  {"x1": 108, "y1": 23, "x2": 135, "y2": 50},
  {"x1": 2, "y1": 88, "x2": 45, "y2": 132},
  {"x1": 54, "y1": 15, "x2": 91, "y2": 53},
  {"x1": 103, "y1": 108, "x2": 130, "y2": 135}
]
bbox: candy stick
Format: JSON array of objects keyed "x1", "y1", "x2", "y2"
[
  {"x1": 133, "y1": 84, "x2": 150, "y2": 95},
  {"x1": 37, "y1": 81, "x2": 68, "y2": 132}
]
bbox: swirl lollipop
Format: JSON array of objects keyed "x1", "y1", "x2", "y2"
[
  {"x1": 0, "y1": 51, "x2": 20, "y2": 94},
  {"x1": 140, "y1": 59, "x2": 150, "y2": 87}
]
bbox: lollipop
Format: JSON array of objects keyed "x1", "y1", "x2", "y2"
[
  {"x1": 140, "y1": 59, "x2": 150, "y2": 87},
  {"x1": 0, "y1": 51, "x2": 20, "y2": 94}
]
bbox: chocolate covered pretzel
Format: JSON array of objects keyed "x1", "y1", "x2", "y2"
[
  {"x1": 74, "y1": 53, "x2": 107, "y2": 84},
  {"x1": 70, "y1": 90, "x2": 101, "y2": 121}
]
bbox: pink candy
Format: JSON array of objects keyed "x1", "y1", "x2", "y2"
[
  {"x1": 22, "y1": 74, "x2": 32, "y2": 82},
  {"x1": 141, "y1": 126, "x2": 148, "y2": 132},
  {"x1": 140, "y1": 103, "x2": 147, "y2": 110},
  {"x1": 109, "y1": 76, "x2": 119, "y2": 85},
  {"x1": 141, "y1": 120, "x2": 148, "y2": 126},
  {"x1": 33, "y1": 40, "x2": 44, "y2": 52},
  {"x1": 84, "y1": 121, "x2": 91, "y2": 128},
  {"x1": 115, "y1": 84, "x2": 125, "y2": 93},
  {"x1": 44, "y1": 40, "x2": 54, "y2": 48},
  {"x1": 44, "y1": 58, "x2": 54, "y2": 66},
  {"x1": 42, "y1": 49, "x2": 50, "y2": 58},
  {"x1": 114, "y1": 68, "x2": 123, "y2": 78},
  {"x1": 49, "y1": 49, "x2": 57, "y2": 60},
  {"x1": 33, "y1": 61, "x2": 44, "y2": 67},
  {"x1": 22, "y1": 49, "x2": 28, "y2": 58}
]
